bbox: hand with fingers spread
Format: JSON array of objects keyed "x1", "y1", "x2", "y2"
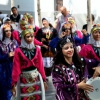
[
  {"x1": 93, "y1": 67, "x2": 100, "y2": 78},
  {"x1": 77, "y1": 79, "x2": 94, "y2": 93}
]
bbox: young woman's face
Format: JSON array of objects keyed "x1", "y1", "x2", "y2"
[
  {"x1": 42, "y1": 20, "x2": 49, "y2": 27},
  {"x1": 4, "y1": 27, "x2": 11, "y2": 38},
  {"x1": 92, "y1": 29, "x2": 100, "y2": 41},
  {"x1": 62, "y1": 42, "x2": 74, "y2": 58},
  {"x1": 20, "y1": 24, "x2": 25, "y2": 30},
  {"x1": 63, "y1": 24, "x2": 71, "y2": 36},
  {"x1": 24, "y1": 33, "x2": 34, "y2": 44},
  {"x1": 28, "y1": 17, "x2": 34, "y2": 24},
  {"x1": 70, "y1": 22, "x2": 74, "y2": 29}
]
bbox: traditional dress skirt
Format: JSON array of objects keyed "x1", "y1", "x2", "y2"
[{"x1": 11, "y1": 68, "x2": 45, "y2": 100}]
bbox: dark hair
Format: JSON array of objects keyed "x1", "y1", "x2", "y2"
[
  {"x1": 4, "y1": 19, "x2": 11, "y2": 22},
  {"x1": 0, "y1": 11, "x2": 2, "y2": 14},
  {"x1": 92, "y1": 14, "x2": 95, "y2": 21},
  {"x1": 49, "y1": 23, "x2": 53, "y2": 28},
  {"x1": 52, "y1": 37, "x2": 84, "y2": 79},
  {"x1": 11, "y1": 6, "x2": 17, "y2": 11},
  {"x1": 42, "y1": 18, "x2": 53, "y2": 28},
  {"x1": 61, "y1": 24, "x2": 73, "y2": 41},
  {"x1": 2, "y1": 26, "x2": 13, "y2": 41}
]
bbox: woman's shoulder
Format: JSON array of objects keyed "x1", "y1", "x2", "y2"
[
  {"x1": 81, "y1": 44, "x2": 93, "y2": 50},
  {"x1": 15, "y1": 47, "x2": 21, "y2": 53},
  {"x1": 12, "y1": 39, "x2": 18, "y2": 45},
  {"x1": 12, "y1": 39, "x2": 17, "y2": 43}
]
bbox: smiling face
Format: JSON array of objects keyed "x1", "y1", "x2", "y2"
[
  {"x1": 92, "y1": 29, "x2": 100, "y2": 41},
  {"x1": 62, "y1": 42, "x2": 74, "y2": 58},
  {"x1": 28, "y1": 17, "x2": 34, "y2": 24},
  {"x1": 42, "y1": 20, "x2": 49, "y2": 28},
  {"x1": 24, "y1": 33, "x2": 34, "y2": 44},
  {"x1": 4, "y1": 27, "x2": 11, "y2": 38}
]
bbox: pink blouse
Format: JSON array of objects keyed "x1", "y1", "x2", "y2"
[
  {"x1": 79, "y1": 44, "x2": 100, "y2": 60},
  {"x1": 12, "y1": 46, "x2": 46, "y2": 85}
]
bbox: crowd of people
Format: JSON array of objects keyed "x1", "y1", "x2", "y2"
[{"x1": 0, "y1": 6, "x2": 100, "y2": 100}]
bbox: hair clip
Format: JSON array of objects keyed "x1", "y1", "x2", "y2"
[{"x1": 66, "y1": 38, "x2": 70, "y2": 42}]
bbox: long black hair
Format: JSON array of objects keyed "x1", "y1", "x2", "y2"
[
  {"x1": 2, "y1": 25, "x2": 13, "y2": 41},
  {"x1": 52, "y1": 37, "x2": 84, "y2": 77}
]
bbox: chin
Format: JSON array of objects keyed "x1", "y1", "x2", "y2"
[
  {"x1": 27, "y1": 42, "x2": 32, "y2": 44},
  {"x1": 68, "y1": 54, "x2": 73, "y2": 58}
]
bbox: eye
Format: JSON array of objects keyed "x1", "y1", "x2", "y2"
[
  {"x1": 26, "y1": 36, "x2": 30, "y2": 38},
  {"x1": 63, "y1": 47, "x2": 69, "y2": 50},
  {"x1": 70, "y1": 45, "x2": 74, "y2": 48}
]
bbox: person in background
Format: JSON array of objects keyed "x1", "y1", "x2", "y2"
[
  {"x1": 12, "y1": 18, "x2": 47, "y2": 47},
  {"x1": 0, "y1": 24, "x2": 18, "y2": 100},
  {"x1": 67, "y1": 17, "x2": 86, "y2": 52},
  {"x1": 56, "y1": 6, "x2": 72, "y2": 32},
  {"x1": 23, "y1": 13, "x2": 40, "y2": 38},
  {"x1": 0, "y1": 17, "x2": 12, "y2": 41},
  {"x1": 53, "y1": 13, "x2": 62, "y2": 28},
  {"x1": 0, "y1": 14, "x2": 8, "y2": 21},
  {"x1": 51, "y1": 36, "x2": 100, "y2": 100},
  {"x1": 10, "y1": 6, "x2": 23, "y2": 23},
  {"x1": 79, "y1": 24, "x2": 100, "y2": 61},
  {"x1": 36, "y1": 17, "x2": 58, "y2": 78},
  {"x1": 49, "y1": 22, "x2": 89, "y2": 51},
  {"x1": 2, "y1": 17, "x2": 11, "y2": 25},
  {"x1": 82, "y1": 14, "x2": 95, "y2": 31}
]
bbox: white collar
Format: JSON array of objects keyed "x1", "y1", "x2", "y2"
[{"x1": 20, "y1": 38, "x2": 35, "y2": 49}]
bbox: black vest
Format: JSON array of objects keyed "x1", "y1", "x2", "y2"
[{"x1": 10, "y1": 14, "x2": 20, "y2": 23}]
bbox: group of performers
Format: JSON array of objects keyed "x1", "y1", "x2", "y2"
[{"x1": 0, "y1": 9, "x2": 100, "y2": 100}]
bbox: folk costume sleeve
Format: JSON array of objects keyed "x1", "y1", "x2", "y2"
[
  {"x1": 12, "y1": 49, "x2": 21, "y2": 86},
  {"x1": 52, "y1": 65, "x2": 78, "y2": 100}
]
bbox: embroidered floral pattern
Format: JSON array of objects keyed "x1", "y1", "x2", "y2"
[
  {"x1": 21, "y1": 85, "x2": 40, "y2": 93},
  {"x1": 21, "y1": 94, "x2": 41, "y2": 100}
]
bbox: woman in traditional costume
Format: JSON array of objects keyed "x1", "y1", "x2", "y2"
[
  {"x1": 23, "y1": 13, "x2": 40, "y2": 38},
  {"x1": 79, "y1": 24, "x2": 100, "y2": 60},
  {"x1": 49, "y1": 22, "x2": 89, "y2": 52},
  {"x1": 51, "y1": 36, "x2": 100, "y2": 100},
  {"x1": 11, "y1": 25, "x2": 48, "y2": 100},
  {"x1": 0, "y1": 24, "x2": 18, "y2": 100},
  {"x1": 36, "y1": 17, "x2": 58, "y2": 77},
  {"x1": 13, "y1": 18, "x2": 47, "y2": 48}
]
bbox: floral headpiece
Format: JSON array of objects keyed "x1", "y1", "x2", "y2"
[
  {"x1": 66, "y1": 17, "x2": 75, "y2": 24},
  {"x1": 2, "y1": 24, "x2": 11, "y2": 30},
  {"x1": 91, "y1": 24, "x2": 100, "y2": 33},
  {"x1": 24, "y1": 13, "x2": 33, "y2": 19},
  {"x1": 20, "y1": 18, "x2": 28, "y2": 25},
  {"x1": 21, "y1": 25, "x2": 34, "y2": 37}
]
